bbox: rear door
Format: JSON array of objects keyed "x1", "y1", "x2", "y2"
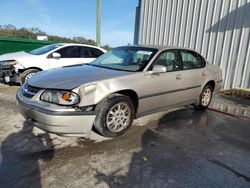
[{"x1": 177, "y1": 49, "x2": 206, "y2": 102}]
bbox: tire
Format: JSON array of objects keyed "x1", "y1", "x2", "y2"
[
  {"x1": 194, "y1": 84, "x2": 213, "y2": 110},
  {"x1": 20, "y1": 69, "x2": 39, "y2": 85},
  {"x1": 94, "y1": 94, "x2": 134, "y2": 138}
]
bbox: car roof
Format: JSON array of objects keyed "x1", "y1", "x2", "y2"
[
  {"x1": 54, "y1": 43, "x2": 106, "y2": 52},
  {"x1": 119, "y1": 45, "x2": 197, "y2": 52}
]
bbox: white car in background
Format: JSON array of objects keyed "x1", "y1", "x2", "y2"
[{"x1": 0, "y1": 43, "x2": 106, "y2": 84}]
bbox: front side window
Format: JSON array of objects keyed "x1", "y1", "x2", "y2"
[
  {"x1": 151, "y1": 50, "x2": 180, "y2": 72},
  {"x1": 180, "y1": 51, "x2": 204, "y2": 70},
  {"x1": 80, "y1": 47, "x2": 104, "y2": 58},
  {"x1": 90, "y1": 47, "x2": 158, "y2": 72},
  {"x1": 56, "y1": 46, "x2": 80, "y2": 58}
]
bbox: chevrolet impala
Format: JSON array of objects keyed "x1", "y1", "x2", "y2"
[{"x1": 17, "y1": 45, "x2": 223, "y2": 137}]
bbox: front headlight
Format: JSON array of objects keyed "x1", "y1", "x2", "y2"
[
  {"x1": 40, "y1": 90, "x2": 80, "y2": 106},
  {"x1": 0, "y1": 60, "x2": 17, "y2": 67}
]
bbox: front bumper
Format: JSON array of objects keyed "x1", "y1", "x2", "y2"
[
  {"x1": 17, "y1": 89, "x2": 96, "y2": 136},
  {"x1": 0, "y1": 67, "x2": 20, "y2": 83}
]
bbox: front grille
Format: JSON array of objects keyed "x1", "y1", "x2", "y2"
[{"x1": 21, "y1": 83, "x2": 41, "y2": 98}]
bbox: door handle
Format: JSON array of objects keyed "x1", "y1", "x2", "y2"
[{"x1": 176, "y1": 75, "x2": 182, "y2": 80}]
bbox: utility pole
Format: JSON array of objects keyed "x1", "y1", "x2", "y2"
[{"x1": 96, "y1": 0, "x2": 101, "y2": 47}]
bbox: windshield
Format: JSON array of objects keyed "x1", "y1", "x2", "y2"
[
  {"x1": 90, "y1": 47, "x2": 158, "y2": 72},
  {"x1": 29, "y1": 44, "x2": 63, "y2": 55}
]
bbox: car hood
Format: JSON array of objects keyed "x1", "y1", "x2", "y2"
[
  {"x1": 0, "y1": 51, "x2": 34, "y2": 61},
  {"x1": 28, "y1": 64, "x2": 132, "y2": 90}
]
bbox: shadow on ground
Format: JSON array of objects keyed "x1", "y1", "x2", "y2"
[{"x1": 0, "y1": 121, "x2": 54, "y2": 188}]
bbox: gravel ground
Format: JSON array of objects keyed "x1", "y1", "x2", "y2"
[{"x1": 0, "y1": 83, "x2": 249, "y2": 188}]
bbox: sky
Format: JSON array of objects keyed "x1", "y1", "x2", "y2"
[{"x1": 0, "y1": 0, "x2": 138, "y2": 47}]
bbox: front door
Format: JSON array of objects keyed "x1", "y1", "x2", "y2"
[
  {"x1": 47, "y1": 46, "x2": 86, "y2": 69},
  {"x1": 138, "y1": 50, "x2": 185, "y2": 115}
]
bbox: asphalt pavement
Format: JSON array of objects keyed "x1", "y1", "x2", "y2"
[{"x1": 0, "y1": 84, "x2": 249, "y2": 188}]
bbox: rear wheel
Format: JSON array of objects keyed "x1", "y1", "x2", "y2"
[
  {"x1": 194, "y1": 84, "x2": 213, "y2": 110},
  {"x1": 20, "y1": 69, "x2": 39, "y2": 85},
  {"x1": 94, "y1": 95, "x2": 134, "y2": 138}
]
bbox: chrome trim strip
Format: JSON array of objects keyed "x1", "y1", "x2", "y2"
[{"x1": 139, "y1": 85, "x2": 201, "y2": 100}]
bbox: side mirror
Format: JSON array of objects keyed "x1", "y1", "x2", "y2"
[
  {"x1": 152, "y1": 65, "x2": 167, "y2": 74},
  {"x1": 52, "y1": 52, "x2": 61, "y2": 59}
]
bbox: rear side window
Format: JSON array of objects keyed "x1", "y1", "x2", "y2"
[
  {"x1": 56, "y1": 46, "x2": 80, "y2": 58},
  {"x1": 180, "y1": 51, "x2": 204, "y2": 70},
  {"x1": 80, "y1": 47, "x2": 104, "y2": 58}
]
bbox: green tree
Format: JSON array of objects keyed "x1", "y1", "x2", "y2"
[{"x1": 0, "y1": 25, "x2": 112, "y2": 50}]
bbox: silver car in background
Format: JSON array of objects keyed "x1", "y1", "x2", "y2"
[{"x1": 17, "y1": 45, "x2": 223, "y2": 137}]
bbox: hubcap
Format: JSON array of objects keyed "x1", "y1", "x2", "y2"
[
  {"x1": 25, "y1": 73, "x2": 35, "y2": 82},
  {"x1": 201, "y1": 88, "x2": 212, "y2": 106},
  {"x1": 106, "y1": 102, "x2": 131, "y2": 133}
]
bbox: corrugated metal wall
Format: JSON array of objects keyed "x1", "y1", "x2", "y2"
[{"x1": 136, "y1": 0, "x2": 250, "y2": 89}]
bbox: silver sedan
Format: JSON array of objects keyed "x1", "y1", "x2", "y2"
[{"x1": 17, "y1": 45, "x2": 223, "y2": 137}]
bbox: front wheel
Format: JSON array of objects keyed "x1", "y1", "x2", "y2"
[
  {"x1": 94, "y1": 95, "x2": 134, "y2": 138},
  {"x1": 194, "y1": 85, "x2": 213, "y2": 110},
  {"x1": 20, "y1": 69, "x2": 39, "y2": 85}
]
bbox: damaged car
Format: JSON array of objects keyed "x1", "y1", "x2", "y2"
[
  {"x1": 0, "y1": 43, "x2": 106, "y2": 84},
  {"x1": 17, "y1": 45, "x2": 223, "y2": 137}
]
